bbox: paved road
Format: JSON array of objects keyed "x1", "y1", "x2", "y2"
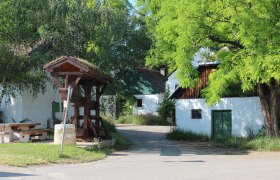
[{"x1": 1, "y1": 125, "x2": 280, "y2": 180}]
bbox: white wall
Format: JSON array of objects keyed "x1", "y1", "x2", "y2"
[
  {"x1": 133, "y1": 94, "x2": 163, "y2": 115},
  {"x1": 0, "y1": 82, "x2": 62, "y2": 128},
  {"x1": 166, "y1": 71, "x2": 179, "y2": 96},
  {"x1": 176, "y1": 97, "x2": 264, "y2": 137},
  {"x1": 1, "y1": 94, "x2": 22, "y2": 123},
  {"x1": 21, "y1": 82, "x2": 61, "y2": 128}
]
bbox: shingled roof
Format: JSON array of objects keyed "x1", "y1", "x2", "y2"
[
  {"x1": 136, "y1": 67, "x2": 166, "y2": 93},
  {"x1": 44, "y1": 56, "x2": 111, "y2": 84}
]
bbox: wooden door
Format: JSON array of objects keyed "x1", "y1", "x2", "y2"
[{"x1": 212, "y1": 110, "x2": 232, "y2": 138}]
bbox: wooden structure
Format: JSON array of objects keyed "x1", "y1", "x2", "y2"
[
  {"x1": 170, "y1": 64, "x2": 218, "y2": 99},
  {"x1": 44, "y1": 56, "x2": 111, "y2": 141},
  {"x1": 0, "y1": 123, "x2": 46, "y2": 143}
]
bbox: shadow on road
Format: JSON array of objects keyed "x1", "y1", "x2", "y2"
[
  {"x1": 117, "y1": 127, "x2": 249, "y2": 157},
  {"x1": 0, "y1": 172, "x2": 36, "y2": 178}
]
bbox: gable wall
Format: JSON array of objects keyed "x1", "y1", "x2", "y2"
[
  {"x1": 176, "y1": 97, "x2": 264, "y2": 137},
  {"x1": 133, "y1": 94, "x2": 163, "y2": 115}
]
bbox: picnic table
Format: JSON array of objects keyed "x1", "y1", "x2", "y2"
[{"x1": 0, "y1": 123, "x2": 48, "y2": 143}]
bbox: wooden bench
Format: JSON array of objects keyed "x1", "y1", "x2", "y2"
[
  {"x1": 0, "y1": 131, "x2": 13, "y2": 143},
  {"x1": 15, "y1": 129, "x2": 49, "y2": 143}
]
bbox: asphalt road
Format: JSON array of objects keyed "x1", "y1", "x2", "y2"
[{"x1": 1, "y1": 125, "x2": 280, "y2": 180}]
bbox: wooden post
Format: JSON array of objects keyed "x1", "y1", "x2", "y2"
[{"x1": 83, "y1": 84, "x2": 90, "y2": 132}]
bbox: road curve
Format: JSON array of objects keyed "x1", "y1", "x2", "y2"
[{"x1": 1, "y1": 125, "x2": 280, "y2": 180}]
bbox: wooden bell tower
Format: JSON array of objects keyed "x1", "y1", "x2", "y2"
[{"x1": 44, "y1": 56, "x2": 112, "y2": 141}]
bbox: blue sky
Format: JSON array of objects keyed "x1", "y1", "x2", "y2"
[{"x1": 129, "y1": 0, "x2": 136, "y2": 6}]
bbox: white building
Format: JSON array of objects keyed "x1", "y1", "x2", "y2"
[
  {"x1": 0, "y1": 81, "x2": 62, "y2": 128},
  {"x1": 131, "y1": 68, "x2": 166, "y2": 115},
  {"x1": 169, "y1": 63, "x2": 264, "y2": 137}
]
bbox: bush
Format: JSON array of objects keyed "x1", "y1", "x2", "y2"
[
  {"x1": 167, "y1": 128, "x2": 210, "y2": 141},
  {"x1": 118, "y1": 114, "x2": 171, "y2": 125},
  {"x1": 157, "y1": 91, "x2": 175, "y2": 124},
  {"x1": 102, "y1": 116, "x2": 117, "y2": 133}
]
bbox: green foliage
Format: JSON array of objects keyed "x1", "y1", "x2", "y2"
[
  {"x1": 0, "y1": 0, "x2": 150, "y2": 103},
  {"x1": 216, "y1": 136, "x2": 280, "y2": 151},
  {"x1": 167, "y1": 128, "x2": 210, "y2": 141},
  {"x1": 115, "y1": 93, "x2": 136, "y2": 117},
  {"x1": 141, "y1": 0, "x2": 280, "y2": 100},
  {"x1": 157, "y1": 90, "x2": 175, "y2": 123},
  {"x1": 102, "y1": 116, "x2": 117, "y2": 133},
  {"x1": 111, "y1": 132, "x2": 130, "y2": 150},
  {"x1": 118, "y1": 114, "x2": 170, "y2": 125},
  {"x1": 141, "y1": 0, "x2": 280, "y2": 136}
]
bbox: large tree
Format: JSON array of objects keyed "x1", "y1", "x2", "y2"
[
  {"x1": 141, "y1": 0, "x2": 280, "y2": 137},
  {"x1": 0, "y1": 0, "x2": 150, "y2": 104}
]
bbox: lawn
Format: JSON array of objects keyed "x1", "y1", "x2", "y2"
[{"x1": 0, "y1": 132, "x2": 129, "y2": 167}]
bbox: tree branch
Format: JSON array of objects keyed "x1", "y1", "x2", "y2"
[{"x1": 208, "y1": 35, "x2": 244, "y2": 49}]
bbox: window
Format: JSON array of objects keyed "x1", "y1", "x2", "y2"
[
  {"x1": 191, "y1": 109, "x2": 202, "y2": 119},
  {"x1": 137, "y1": 99, "x2": 143, "y2": 107}
]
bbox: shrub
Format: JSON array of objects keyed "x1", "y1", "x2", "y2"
[
  {"x1": 157, "y1": 91, "x2": 175, "y2": 124},
  {"x1": 118, "y1": 114, "x2": 171, "y2": 125},
  {"x1": 102, "y1": 116, "x2": 117, "y2": 133},
  {"x1": 167, "y1": 128, "x2": 210, "y2": 141}
]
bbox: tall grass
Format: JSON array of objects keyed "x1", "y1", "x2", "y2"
[
  {"x1": 216, "y1": 136, "x2": 280, "y2": 151},
  {"x1": 118, "y1": 114, "x2": 170, "y2": 125},
  {"x1": 167, "y1": 128, "x2": 210, "y2": 141}
]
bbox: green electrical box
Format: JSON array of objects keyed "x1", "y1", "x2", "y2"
[{"x1": 52, "y1": 101, "x2": 61, "y2": 113}]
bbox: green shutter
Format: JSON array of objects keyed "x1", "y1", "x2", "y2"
[{"x1": 52, "y1": 102, "x2": 60, "y2": 113}]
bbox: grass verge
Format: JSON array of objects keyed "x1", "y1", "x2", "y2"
[
  {"x1": 0, "y1": 143, "x2": 106, "y2": 167},
  {"x1": 167, "y1": 128, "x2": 280, "y2": 151},
  {"x1": 0, "y1": 124, "x2": 130, "y2": 167},
  {"x1": 216, "y1": 136, "x2": 280, "y2": 151},
  {"x1": 118, "y1": 114, "x2": 171, "y2": 126},
  {"x1": 167, "y1": 128, "x2": 210, "y2": 141}
]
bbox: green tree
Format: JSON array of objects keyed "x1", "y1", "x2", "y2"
[
  {"x1": 0, "y1": 0, "x2": 150, "y2": 105},
  {"x1": 141, "y1": 0, "x2": 280, "y2": 137}
]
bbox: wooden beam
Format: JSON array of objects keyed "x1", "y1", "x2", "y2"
[
  {"x1": 52, "y1": 72, "x2": 85, "y2": 76},
  {"x1": 70, "y1": 77, "x2": 81, "y2": 88},
  {"x1": 51, "y1": 77, "x2": 62, "y2": 88}
]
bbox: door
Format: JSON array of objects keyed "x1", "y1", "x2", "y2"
[{"x1": 212, "y1": 110, "x2": 232, "y2": 138}]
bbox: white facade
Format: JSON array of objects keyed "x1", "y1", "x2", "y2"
[
  {"x1": 1, "y1": 82, "x2": 61, "y2": 128},
  {"x1": 176, "y1": 97, "x2": 264, "y2": 137},
  {"x1": 133, "y1": 94, "x2": 163, "y2": 115},
  {"x1": 166, "y1": 71, "x2": 179, "y2": 96}
]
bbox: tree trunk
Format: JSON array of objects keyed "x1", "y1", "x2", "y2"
[{"x1": 257, "y1": 81, "x2": 279, "y2": 137}]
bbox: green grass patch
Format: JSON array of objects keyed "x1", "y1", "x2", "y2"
[
  {"x1": 216, "y1": 136, "x2": 280, "y2": 151},
  {"x1": 118, "y1": 114, "x2": 171, "y2": 126},
  {"x1": 167, "y1": 128, "x2": 210, "y2": 141},
  {"x1": 111, "y1": 132, "x2": 130, "y2": 150},
  {"x1": 0, "y1": 143, "x2": 106, "y2": 167},
  {"x1": 0, "y1": 120, "x2": 130, "y2": 167}
]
